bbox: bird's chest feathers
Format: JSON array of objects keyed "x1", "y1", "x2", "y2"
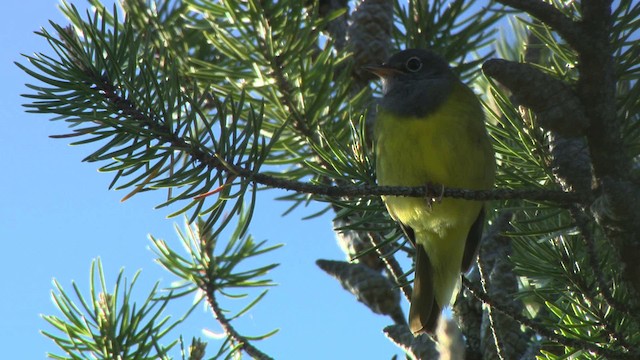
[
  {"x1": 375, "y1": 111, "x2": 469, "y2": 187},
  {"x1": 375, "y1": 110, "x2": 484, "y2": 235},
  {"x1": 373, "y1": 82, "x2": 492, "y2": 232}
]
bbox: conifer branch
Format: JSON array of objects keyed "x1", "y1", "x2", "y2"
[
  {"x1": 494, "y1": 0, "x2": 583, "y2": 50},
  {"x1": 204, "y1": 285, "x2": 273, "y2": 360},
  {"x1": 22, "y1": 0, "x2": 640, "y2": 357},
  {"x1": 578, "y1": 0, "x2": 628, "y2": 180},
  {"x1": 94, "y1": 68, "x2": 590, "y2": 204},
  {"x1": 578, "y1": 0, "x2": 640, "y2": 296},
  {"x1": 462, "y1": 277, "x2": 637, "y2": 359},
  {"x1": 476, "y1": 212, "x2": 525, "y2": 359},
  {"x1": 569, "y1": 206, "x2": 640, "y2": 318},
  {"x1": 367, "y1": 232, "x2": 412, "y2": 304}
]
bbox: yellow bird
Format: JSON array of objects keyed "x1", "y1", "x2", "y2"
[{"x1": 367, "y1": 49, "x2": 495, "y2": 335}]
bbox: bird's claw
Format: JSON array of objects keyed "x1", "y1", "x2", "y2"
[{"x1": 424, "y1": 183, "x2": 445, "y2": 209}]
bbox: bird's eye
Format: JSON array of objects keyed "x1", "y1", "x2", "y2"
[{"x1": 405, "y1": 57, "x2": 422, "y2": 72}]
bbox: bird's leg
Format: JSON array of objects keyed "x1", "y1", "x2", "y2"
[
  {"x1": 434, "y1": 183, "x2": 445, "y2": 203},
  {"x1": 423, "y1": 182, "x2": 445, "y2": 209},
  {"x1": 423, "y1": 183, "x2": 433, "y2": 210}
]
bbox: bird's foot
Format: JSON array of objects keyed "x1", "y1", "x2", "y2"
[{"x1": 423, "y1": 182, "x2": 445, "y2": 209}]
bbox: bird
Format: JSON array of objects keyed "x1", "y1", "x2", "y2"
[{"x1": 366, "y1": 49, "x2": 495, "y2": 335}]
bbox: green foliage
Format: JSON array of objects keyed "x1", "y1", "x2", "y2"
[
  {"x1": 42, "y1": 258, "x2": 192, "y2": 359},
  {"x1": 151, "y1": 215, "x2": 282, "y2": 300},
  {"x1": 150, "y1": 216, "x2": 282, "y2": 359},
  {"x1": 614, "y1": 0, "x2": 640, "y2": 158},
  {"x1": 42, "y1": 214, "x2": 281, "y2": 360},
  {"x1": 393, "y1": 0, "x2": 503, "y2": 78},
  {"x1": 19, "y1": 0, "x2": 640, "y2": 358},
  {"x1": 477, "y1": 1, "x2": 640, "y2": 356}
]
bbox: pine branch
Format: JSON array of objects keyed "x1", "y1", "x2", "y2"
[
  {"x1": 489, "y1": 0, "x2": 640, "y2": 339},
  {"x1": 367, "y1": 231, "x2": 412, "y2": 305},
  {"x1": 579, "y1": 0, "x2": 640, "y2": 293},
  {"x1": 42, "y1": 259, "x2": 185, "y2": 359},
  {"x1": 24, "y1": 1, "x2": 640, "y2": 357},
  {"x1": 217, "y1": 176, "x2": 587, "y2": 203},
  {"x1": 494, "y1": 0, "x2": 583, "y2": 50},
  {"x1": 152, "y1": 218, "x2": 280, "y2": 359},
  {"x1": 569, "y1": 205, "x2": 640, "y2": 319},
  {"x1": 462, "y1": 277, "x2": 637, "y2": 359},
  {"x1": 476, "y1": 212, "x2": 531, "y2": 359},
  {"x1": 578, "y1": 0, "x2": 628, "y2": 178},
  {"x1": 204, "y1": 286, "x2": 273, "y2": 360}
]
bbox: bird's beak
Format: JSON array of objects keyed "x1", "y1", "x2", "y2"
[{"x1": 363, "y1": 64, "x2": 401, "y2": 78}]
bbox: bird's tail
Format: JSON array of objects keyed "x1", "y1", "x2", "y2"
[{"x1": 409, "y1": 244, "x2": 441, "y2": 335}]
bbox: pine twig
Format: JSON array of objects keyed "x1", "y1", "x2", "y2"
[
  {"x1": 461, "y1": 277, "x2": 636, "y2": 359},
  {"x1": 569, "y1": 206, "x2": 640, "y2": 321},
  {"x1": 494, "y1": 0, "x2": 583, "y2": 50},
  {"x1": 203, "y1": 283, "x2": 273, "y2": 360},
  {"x1": 367, "y1": 232, "x2": 412, "y2": 304},
  {"x1": 76, "y1": 72, "x2": 593, "y2": 206}
]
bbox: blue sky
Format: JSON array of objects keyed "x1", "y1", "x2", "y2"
[{"x1": 0, "y1": 1, "x2": 408, "y2": 358}]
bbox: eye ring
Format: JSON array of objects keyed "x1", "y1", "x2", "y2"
[{"x1": 405, "y1": 56, "x2": 423, "y2": 72}]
